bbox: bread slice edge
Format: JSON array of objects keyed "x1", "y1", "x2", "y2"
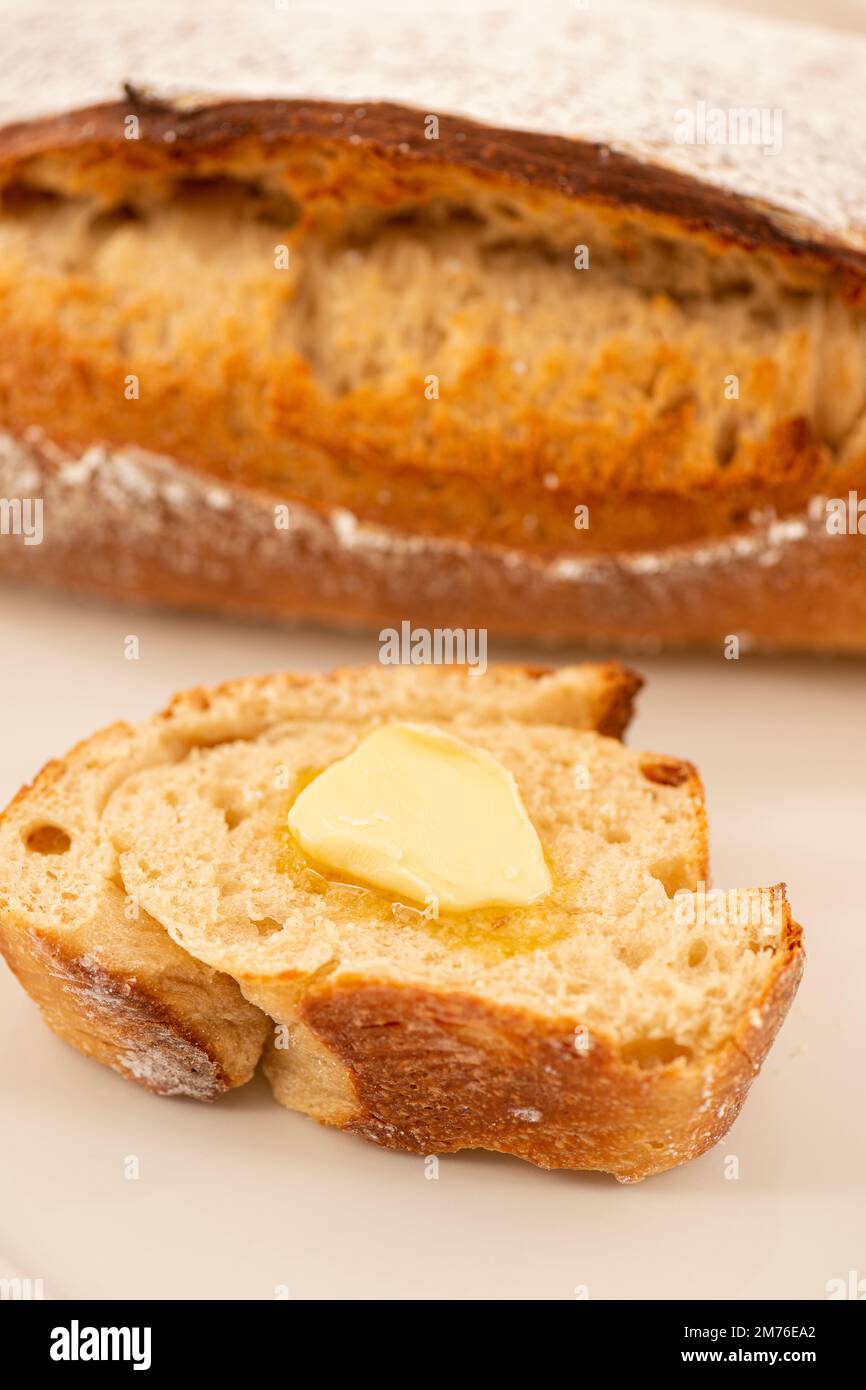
[{"x1": 262, "y1": 893, "x2": 803, "y2": 1181}]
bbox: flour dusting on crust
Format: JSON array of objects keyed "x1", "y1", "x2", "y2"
[
  {"x1": 0, "y1": 0, "x2": 865, "y2": 255},
  {"x1": 25, "y1": 930, "x2": 224, "y2": 1099},
  {"x1": 0, "y1": 425, "x2": 822, "y2": 592},
  {"x1": 2, "y1": 423, "x2": 861, "y2": 652}
]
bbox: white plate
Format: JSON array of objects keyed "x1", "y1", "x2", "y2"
[{"x1": 1, "y1": 587, "x2": 864, "y2": 1300}]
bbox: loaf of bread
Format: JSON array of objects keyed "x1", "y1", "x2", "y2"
[
  {"x1": 1, "y1": 0, "x2": 863, "y2": 646},
  {"x1": 0, "y1": 663, "x2": 803, "y2": 1181}
]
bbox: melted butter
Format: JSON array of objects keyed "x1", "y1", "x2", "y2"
[{"x1": 276, "y1": 807, "x2": 566, "y2": 962}]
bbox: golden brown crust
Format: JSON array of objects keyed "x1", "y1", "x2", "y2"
[
  {"x1": 1, "y1": 98, "x2": 864, "y2": 277},
  {"x1": 299, "y1": 909, "x2": 803, "y2": 1182},
  {"x1": 0, "y1": 920, "x2": 235, "y2": 1099},
  {"x1": 591, "y1": 664, "x2": 644, "y2": 739},
  {"x1": 2, "y1": 432, "x2": 864, "y2": 651},
  {"x1": 681, "y1": 764, "x2": 710, "y2": 886},
  {"x1": 157, "y1": 660, "x2": 642, "y2": 743}
]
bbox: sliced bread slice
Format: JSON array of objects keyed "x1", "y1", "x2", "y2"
[
  {"x1": 59, "y1": 664, "x2": 797, "y2": 1182},
  {"x1": 0, "y1": 662, "x2": 638, "y2": 1102}
]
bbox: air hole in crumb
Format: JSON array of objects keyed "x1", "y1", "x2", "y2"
[
  {"x1": 749, "y1": 304, "x2": 780, "y2": 331},
  {"x1": 657, "y1": 388, "x2": 695, "y2": 419},
  {"x1": 171, "y1": 175, "x2": 301, "y2": 231},
  {"x1": 2, "y1": 184, "x2": 65, "y2": 214},
  {"x1": 639, "y1": 757, "x2": 691, "y2": 787},
  {"x1": 604, "y1": 828, "x2": 631, "y2": 844},
  {"x1": 88, "y1": 204, "x2": 146, "y2": 239},
  {"x1": 620, "y1": 1037, "x2": 693, "y2": 1068},
  {"x1": 224, "y1": 807, "x2": 247, "y2": 830},
  {"x1": 648, "y1": 1140, "x2": 666, "y2": 1151},
  {"x1": 688, "y1": 939, "x2": 708, "y2": 967},
  {"x1": 618, "y1": 942, "x2": 652, "y2": 969},
  {"x1": 648, "y1": 857, "x2": 692, "y2": 896},
  {"x1": 715, "y1": 414, "x2": 739, "y2": 467},
  {"x1": 25, "y1": 824, "x2": 71, "y2": 855},
  {"x1": 252, "y1": 917, "x2": 283, "y2": 937}
]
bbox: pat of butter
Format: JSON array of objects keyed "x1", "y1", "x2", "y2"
[{"x1": 288, "y1": 722, "x2": 551, "y2": 913}]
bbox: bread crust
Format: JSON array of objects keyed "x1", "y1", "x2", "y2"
[
  {"x1": 153, "y1": 659, "x2": 641, "y2": 744},
  {"x1": 3, "y1": 0, "x2": 866, "y2": 256},
  {"x1": 0, "y1": 918, "x2": 246, "y2": 1100},
  {"x1": 1, "y1": 97, "x2": 864, "y2": 275},
  {"x1": 290, "y1": 903, "x2": 803, "y2": 1182},
  {"x1": 2, "y1": 428, "x2": 865, "y2": 651}
]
